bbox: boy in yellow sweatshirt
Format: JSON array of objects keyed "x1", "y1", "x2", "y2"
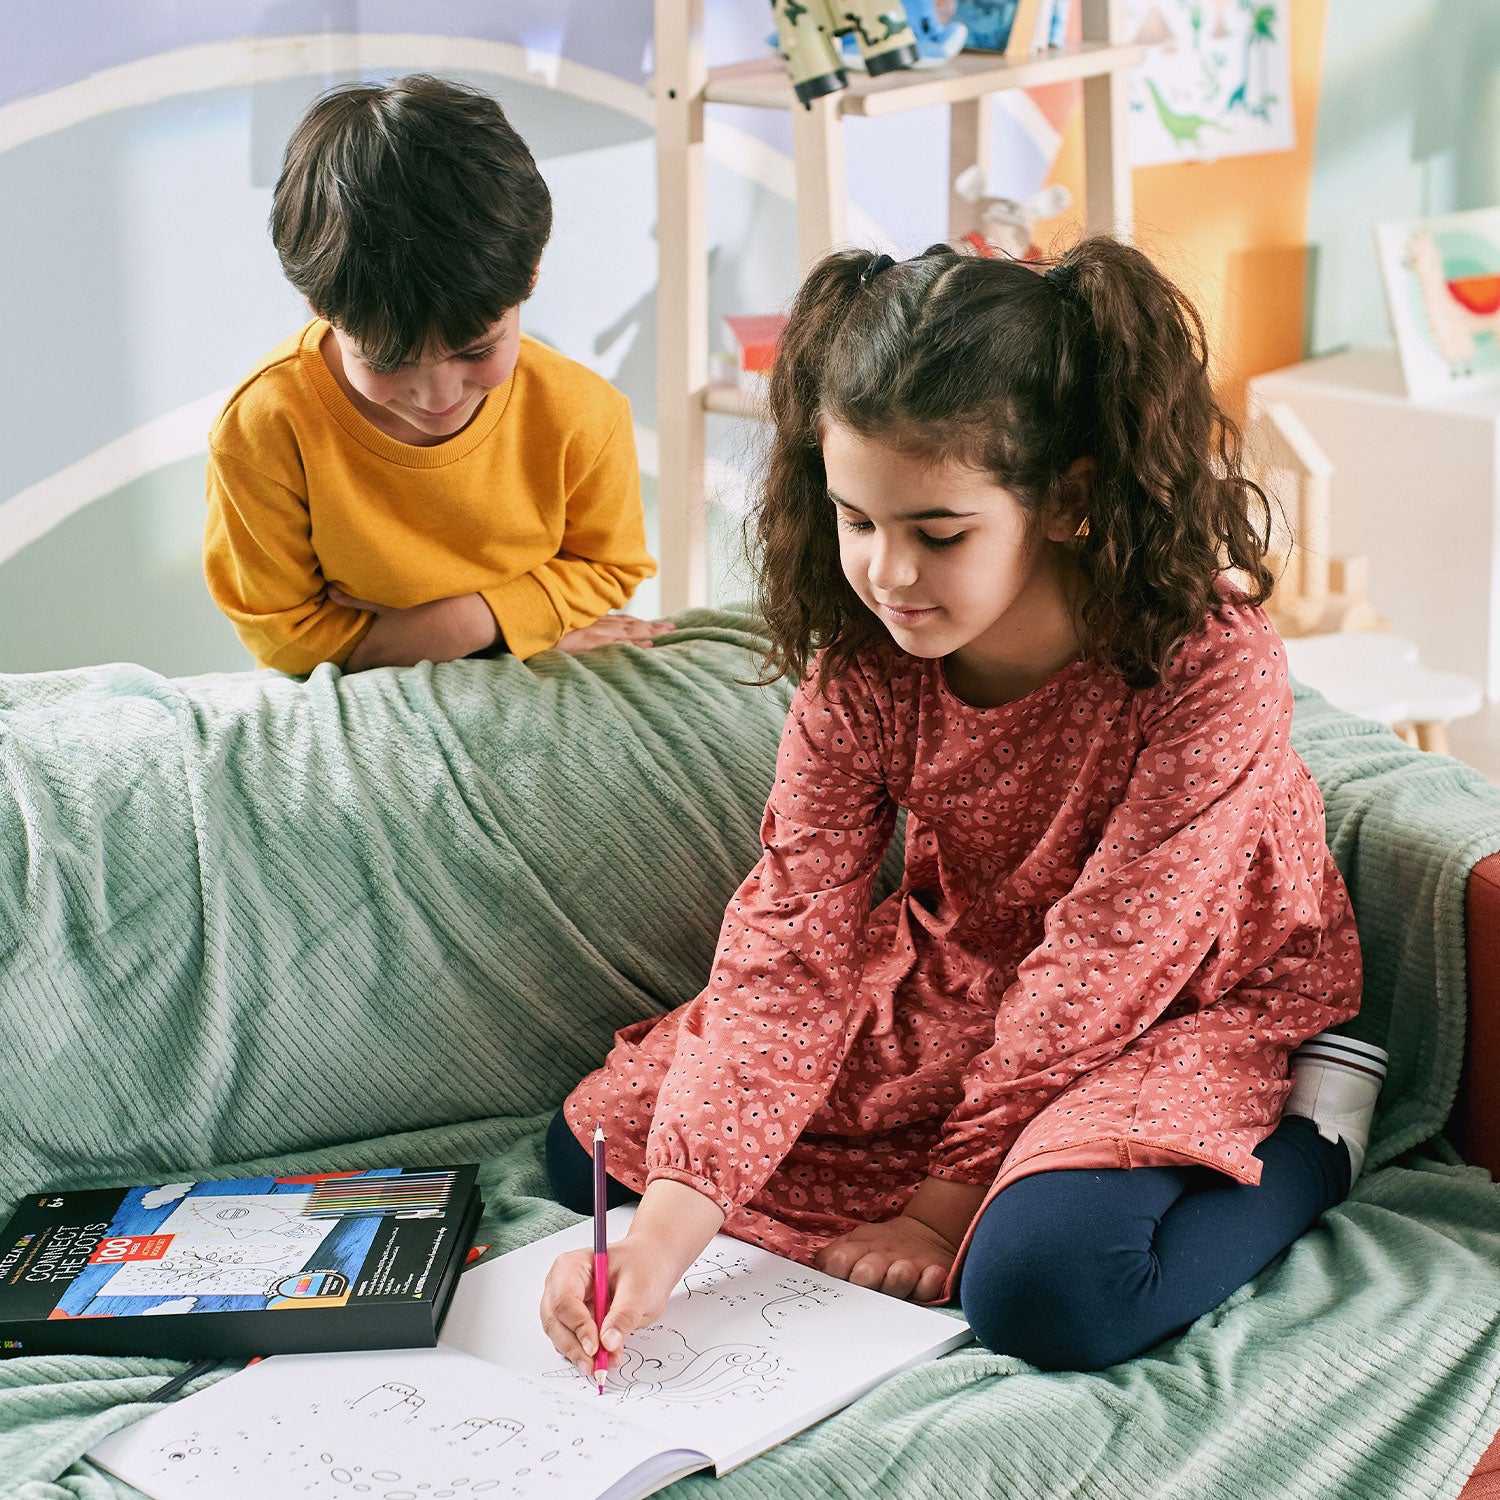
[{"x1": 205, "y1": 74, "x2": 666, "y2": 675}]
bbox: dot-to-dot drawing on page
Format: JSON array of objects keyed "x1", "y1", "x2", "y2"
[
  {"x1": 542, "y1": 1323, "x2": 784, "y2": 1405},
  {"x1": 141, "y1": 1416, "x2": 607, "y2": 1497},
  {"x1": 613, "y1": 1327, "x2": 781, "y2": 1403},
  {"x1": 348, "y1": 1383, "x2": 427, "y2": 1422},
  {"x1": 443, "y1": 1417, "x2": 525, "y2": 1451},
  {"x1": 682, "y1": 1252, "x2": 753, "y2": 1304},
  {"x1": 760, "y1": 1276, "x2": 844, "y2": 1329}
]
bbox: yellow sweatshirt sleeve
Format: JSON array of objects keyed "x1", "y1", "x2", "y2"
[
  {"x1": 204, "y1": 448, "x2": 373, "y2": 675},
  {"x1": 480, "y1": 405, "x2": 656, "y2": 659}
]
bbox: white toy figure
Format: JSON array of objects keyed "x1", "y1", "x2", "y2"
[{"x1": 952, "y1": 165, "x2": 1071, "y2": 262}]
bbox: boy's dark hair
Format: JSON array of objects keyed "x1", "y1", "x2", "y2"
[
  {"x1": 753, "y1": 238, "x2": 1275, "y2": 692},
  {"x1": 271, "y1": 74, "x2": 551, "y2": 371}
]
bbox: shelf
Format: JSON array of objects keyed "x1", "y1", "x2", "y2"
[
  {"x1": 704, "y1": 42, "x2": 1141, "y2": 117},
  {"x1": 704, "y1": 382, "x2": 767, "y2": 420},
  {"x1": 654, "y1": 0, "x2": 1134, "y2": 610}
]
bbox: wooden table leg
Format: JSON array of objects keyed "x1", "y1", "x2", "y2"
[{"x1": 1415, "y1": 721, "x2": 1451, "y2": 754}]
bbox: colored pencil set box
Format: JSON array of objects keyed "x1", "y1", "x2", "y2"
[{"x1": 0, "y1": 1165, "x2": 481, "y2": 1358}]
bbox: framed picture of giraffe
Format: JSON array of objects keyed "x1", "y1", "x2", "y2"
[
  {"x1": 1375, "y1": 207, "x2": 1500, "y2": 402},
  {"x1": 1123, "y1": 0, "x2": 1294, "y2": 167}
]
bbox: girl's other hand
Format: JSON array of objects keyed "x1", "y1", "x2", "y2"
[
  {"x1": 813, "y1": 1215, "x2": 957, "y2": 1302},
  {"x1": 555, "y1": 614, "x2": 675, "y2": 653},
  {"x1": 539, "y1": 1233, "x2": 686, "y2": 1384}
]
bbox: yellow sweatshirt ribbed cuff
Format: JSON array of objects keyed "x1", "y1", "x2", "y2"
[{"x1": 482, "y1": 573, "x2": 563, "y2": 660}]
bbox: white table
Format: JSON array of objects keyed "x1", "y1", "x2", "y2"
[
  {"x1": 1283, "y1": 632, "x2": 1483, "y2": 752},
  {"x1": 1248, "y1": 350, "x2": 1500, "y2": 700}
]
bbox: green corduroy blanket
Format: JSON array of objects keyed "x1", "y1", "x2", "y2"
[{"x1": 1, "y1": 609, "x2": 1499, "y2": 1500}]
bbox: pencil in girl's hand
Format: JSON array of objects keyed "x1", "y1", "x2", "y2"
[{"x1": 592, "y1": 1124, "x2": 610, "y2": 1395}]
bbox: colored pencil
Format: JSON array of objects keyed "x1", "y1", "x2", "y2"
[
  {"x1": 592, "y1": 1126, "x2": 610, "y2": 1395},
  {"x1": 304, "y1": 1171, "x2": 456, "y2": 1217}
]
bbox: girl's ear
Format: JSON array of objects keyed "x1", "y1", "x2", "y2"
[{"x1": 1043, "y1": 457, "x2": 1095, "y2": 542}]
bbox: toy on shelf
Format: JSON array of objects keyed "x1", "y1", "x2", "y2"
[
  {"x1": 904, "y1": 0, "x2": 969, "y2": 65},
  {"x1": 951, "y1": 0, "x2": 1019, "y2": 52},
  {"x1": 770, "y1": 0, "x2": 919, "y2": 107},
  {"x1": 720, "y1": 313, "x2": 790, "y2": 398},
  {"x1": 951, "y1": 165, "x2": 1070, "y2": 260},
  {"x1": 954, "y1": 0, "x2": 1071, "y2": 55},
  {"x1": 767, "y1": 1, "x2": 965, "y2": 79},
  {"x1": 1043, "y1": 0, "x2": 1073, "y2": 50}
]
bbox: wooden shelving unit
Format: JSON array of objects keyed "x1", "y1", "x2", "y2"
[
  {"x1": 653, "y1": 0, "x2": 1140, "y2": 611},
  {"x1": 705, "y1": 42, "x2": 1138, "y2": 114}
]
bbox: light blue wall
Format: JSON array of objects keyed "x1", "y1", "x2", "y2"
[
  {"x1": 1307, "y1": 0, "x2": 1500, "y2": 355},
  {"x1": 0, "y1": 3, "x2": 1067, "y2": 675}
]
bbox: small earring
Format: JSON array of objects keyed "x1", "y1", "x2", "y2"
[{"x1": 1073, "y1": 516, "x2": 1091, "y2": 540}]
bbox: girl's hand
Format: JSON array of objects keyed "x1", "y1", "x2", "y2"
[
  {"x1": 539, "y1": 1179, "x2": 724, "y2": 1384},
  {"x1": 813, "y1": 1215, "x2": 957, "y2": 1303},
  {"x1": 555, "y1": 614, "x2": 674, "y2": 653},
  {"x1": 329, "y1": 587, "x2": 498, "y2": 671},
  {"x1": 539, "y1": 1231, "x2": 691, "y2": 1384}
]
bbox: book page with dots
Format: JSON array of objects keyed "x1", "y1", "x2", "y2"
[{"x1": 89, "y1": 1345, "x2": 695, "y2": 1500}]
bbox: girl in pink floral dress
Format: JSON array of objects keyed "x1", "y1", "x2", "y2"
[{"x1": 540, "y1": 239, "x2": 1383, "y2": 1377}]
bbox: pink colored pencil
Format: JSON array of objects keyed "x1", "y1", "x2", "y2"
[{"x1": 592, "y1": 1125, "x2": 609, "y2": 1395}]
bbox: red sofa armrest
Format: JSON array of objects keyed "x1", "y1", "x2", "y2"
[
  {"x1": 1438, "y1": 857, "x2": 1500, "y2": 1498},
  {"x1": 1458, "y1": 851, "x2": 1500, "y2": 1178}
]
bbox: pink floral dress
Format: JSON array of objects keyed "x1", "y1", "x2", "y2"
[{"x1": 563, "y1": 600, "x2": 1362, "y2": 1296}]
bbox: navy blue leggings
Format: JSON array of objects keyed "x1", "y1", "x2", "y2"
[{"x1": 544, "y1": 1110, "x2": 1349, "y2": 1372}]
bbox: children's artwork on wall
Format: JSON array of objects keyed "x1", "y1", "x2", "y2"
[
  {"x1": 1375, "y1": 207, "x2": 1500, "y2": 402},
  {"x1": 1124, "y1": 0, "x2": 1293, "y2": 166}
]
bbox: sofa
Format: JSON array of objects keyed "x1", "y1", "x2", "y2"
[{"x1": 1, "y1": 607, "x2": 1498, "y2": 1499}]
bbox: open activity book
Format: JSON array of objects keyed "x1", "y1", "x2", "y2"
[{"x1": 90, "y1": 1205, "x2": 973, "y2": 1500}]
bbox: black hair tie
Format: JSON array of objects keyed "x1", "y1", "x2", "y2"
[
  {"x1": 859, "y1": 252, "x2": 895, "y2": 287},
  {"x1": 1044, "y1": 261, "x2": 1079, "y2": 296}
]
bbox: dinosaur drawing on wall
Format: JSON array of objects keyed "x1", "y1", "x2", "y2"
[
  {"x1": 1143, "y1": 78, "x2": 1229, "y2": 151},
  {"x1": 1126, "y1": 0, "x2": 1292, "y2": 165}
]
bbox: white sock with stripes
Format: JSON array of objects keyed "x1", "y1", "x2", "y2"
[{"x1": 1283, "y1": 1033, "x2": 1390, "y2": 1182}]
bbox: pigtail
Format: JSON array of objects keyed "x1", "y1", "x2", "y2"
[
  {"x1": 1056, "y1": 240, "x2": 1274, "y2": 687},
  {"x1": 751, "y1": 251, "x2": 889, "y2": 689}
]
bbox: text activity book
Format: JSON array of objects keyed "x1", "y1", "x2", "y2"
[
  {"x1": 0, "y1": 1166, "x2": 481, "y2": 1357},
  {"x1": 91, "y1": 1205, "x2": 973, "y2": 1500}
]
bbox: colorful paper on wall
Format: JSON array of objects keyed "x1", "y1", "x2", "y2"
[
  {"x1": 1125, "y1": 0, "x2": 1294, "y2": 166},
  {"x1": 1375, "y1": 206, "x2": 1500, "y2": 402}
]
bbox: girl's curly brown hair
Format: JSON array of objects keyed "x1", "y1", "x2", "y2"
[{"x1": 750, "y1": 238, "x2": 1274, "y2": 692}]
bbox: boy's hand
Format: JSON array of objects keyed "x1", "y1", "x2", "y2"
[
  {"x1": 330, "y1": 587, "x2": 497, "y2": 671},
  {"x1": 556, "y1": 614, "x2": 674, "y2": 653},
  {"x1": 813, "y1": 1215, "x2": 957, "y2": 1303}
]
